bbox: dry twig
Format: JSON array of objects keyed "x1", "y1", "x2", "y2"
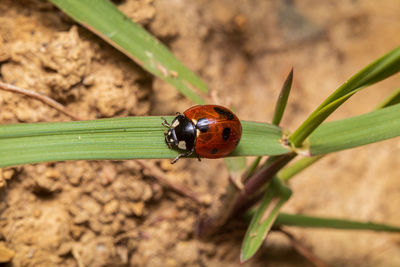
[
  {"x1": 0, "y1": 81, "x2": 82, "y2": 120},
  {"x1": 280, "y1": 228, "x2": 330, "y2": 267}
]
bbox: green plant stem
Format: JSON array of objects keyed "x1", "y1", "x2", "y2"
[{"x1": 233, "y1": 153, "x2": 296, "y2": 213}]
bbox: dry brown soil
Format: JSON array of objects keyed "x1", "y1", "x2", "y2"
[{"x1": 1, "y1": 0, "x2": 400, "y2": 266}]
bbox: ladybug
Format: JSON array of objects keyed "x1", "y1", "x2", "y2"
[{"x1": 162, "y1": 105, "x2": 242, "y2": 164}]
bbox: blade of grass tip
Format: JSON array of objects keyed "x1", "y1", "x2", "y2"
[
  {"x1": 309, "y1": 103, "x2": 400, "y2": 155},
  {"x1": 240, "y1": 177, "x2": 292, "y2": 263},
  {"x1": 272, "y1": 68, "x2": 294, "y2": 126},
  {"x1": 275, "y1": 213, "x2": 400, "y2": 232},
  {"x1": 49, "y1": 0, "x2": 207, "y2": 104},
  {"x1": 374, "y1": 86, "x2": 400, "y2": 110},
  {"x1": 289, "y1": 46, "x2": 400, "y2": 148}
]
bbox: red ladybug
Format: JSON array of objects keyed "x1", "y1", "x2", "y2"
[{"x1": 162, "y1": 105, "x2": 242, "y2": 163}]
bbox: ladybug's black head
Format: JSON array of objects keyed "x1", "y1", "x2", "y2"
[{"x1": 165, "y1": 114, "x2": 196, "y2": 152}]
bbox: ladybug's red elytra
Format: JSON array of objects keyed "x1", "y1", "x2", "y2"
[{"x1": 162, "y1": 105, "x2": 242, "y2": 164}]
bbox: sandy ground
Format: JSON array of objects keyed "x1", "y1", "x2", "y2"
[{"x1": 0, "y1": 0, "x2": 400, "y2": 266}]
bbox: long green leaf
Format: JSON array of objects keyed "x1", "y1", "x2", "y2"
[
  {"x1": 309, "y1": 103, "x2": 400, "y2": 155},
  {"x1": 49, "y1": 0, "x2": 207, "y2": 104},
  {"x1": 0, "y1": 118, "x2": 289, "y2": 167},
  {"x1": 240, "y1": 177, "x2": 292, "y2": 263},
  {"x1": 289, "y1": 46, "x2": 400, "y2": 147},
  {"x1": 275, "y1": 213, "x2": 400, "y2": 232}
]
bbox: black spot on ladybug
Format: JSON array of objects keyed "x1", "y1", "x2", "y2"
[
  {"x1": 210, "y1": 148, "x2": 218, "y2": 154},
  {"x1": 213, "y1": 107, "x2": 234, "y2": 120},
  {"x1": 222, "y1": 127, "x2": 231, "y2": 140},
  {"x1": 196, "y1": 118, "x2": 209, "y2": 132}
]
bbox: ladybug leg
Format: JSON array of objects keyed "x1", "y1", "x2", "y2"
[
  {"x1": 161, "y1": 117, "x2": 171, "y2": 128},
  {"x1": 171, "y1": 147, "x2": 195, "y2": 164}
]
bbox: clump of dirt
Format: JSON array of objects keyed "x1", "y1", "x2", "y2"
[{"x1": 1, "y1": 0, "x2": 400, "y2": 266}]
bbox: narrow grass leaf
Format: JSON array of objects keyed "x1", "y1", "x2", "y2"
[
  {"x1": 240, "y1": 177, "x2": 292, "y2": 263},
  {"x1": 290, "y1": 89, "x2": 359, "y2": 147},
  {"x1": 49, "y1": 0, "x2": 207, "y2": 104},
  {"x1": 272, "y1": 68, "x2": 294, "y2": 126},
  {"x1": 375, "y1": 86, "x2": 400, "y2": 109},
  {"x1": 279, "y1": 85, "x2": 400, "y2": 182},
  {"x1": 275, "y1": 213, "x2": 400, "y2": 232},
  {"x1": 309, "y1": 103, "x2": 400, "y2": 155},
  {"x1": 0, "y1": 118, "x2": 289, "y2": 167},
  {"x1": 289, "y1": 46, "x2": 400, "y2": 147},
  {"x1": 243, "y1": 156, "x2": 262, "y2": 181}
]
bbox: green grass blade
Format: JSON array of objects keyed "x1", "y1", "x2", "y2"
[
  {"x1": 0, "y1": 118, "x2": 289, "y2": 167},
  {"x1": 275, "y1": 213, "x2": 400, "y2": 232},
  {"x1": 289, "y1": 46, "x2": 400, "y2": 147},
  {"x1": 290, "y1": 89, "x2": 359, "y2": 148},
  {"x1": 243, "y1": 156, "x2": 262, "y2": 180},
  {"x1": 279, "y1": 85, "x2": 400, "y2": 183},
  {"x1": 241, "y1": 177, "x2": 292, "y2": 263},
  {"x1": 272, "y1": 68, "x2": 294, "y2": 126},
  {"x1": 375, "y1": 86, "x2": 400, "y2": 109},
  {"x1": 309, "y1": 103, "x2": 400, "y2": 155},
  {"x1": 49, "y1": 0, "x2": 207, "y2": 104}
]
